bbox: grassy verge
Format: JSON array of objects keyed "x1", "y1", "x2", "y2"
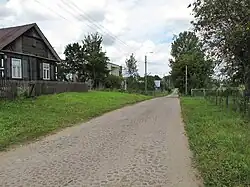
[
  {"x1": 0, "y1": 91, "x2": 151, "y2": 151},
  {"x1": 181, "y1": 97, "x2": 250, "y2": 187}
]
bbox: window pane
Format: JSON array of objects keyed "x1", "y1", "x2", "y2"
[
  {"x1": 12, "y1": 58, "x2": 22, "y2": 78},
  {"x1": 43, "y1": 63, "x2": 50, "y2": 79},
  {"x1": 17, "y1": 67, "x2": 20, "y2": 77},
  {"x1": 1, "y1": 59, "x2": 3, "y2": 67},
  {"x1": 47, "y1": 70, "x2": 49, "y2": 79},
  {"x1": 13, "y1": 66, "x2": 16, "y2": 77}
]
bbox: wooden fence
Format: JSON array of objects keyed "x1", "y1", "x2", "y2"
[{"x1": 0, "y1": 80, "x2": 88, "y2": 100}]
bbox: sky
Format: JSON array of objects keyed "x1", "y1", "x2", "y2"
[{"x1": 0, "y1": 0, "x2": 193, "y2": 77}]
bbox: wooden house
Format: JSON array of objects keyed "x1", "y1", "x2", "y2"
[{"x1": 0, "y1": 23, "x2": 60, "y2": 81}]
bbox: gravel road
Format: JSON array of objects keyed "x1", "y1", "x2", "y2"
[{"x1": 0, "y1": 95, "x2": 201, "y2": 187}]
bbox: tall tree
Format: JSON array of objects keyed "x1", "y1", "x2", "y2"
[
  {"x1": 190, "y1": 0, "x2": 250, "y2": 90},
  {"x1": 170, "y1": 31, "x2": 213, "y2": 94},
  {"x1": 125, "y1": 53, "x2": 138, "y2": 77},
  {"x1": 82, "y1": 33, "x2": 109, "y2": 88},
  {"x1": 60, "y1": 33, "x2": 110, "y2": 87},
  {"x1": 58, "y1": 43, "x2": 85, "y2": 82}
]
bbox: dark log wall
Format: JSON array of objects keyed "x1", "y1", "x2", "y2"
[
  {"x1": 22, "y1": 28, "x2": 48, "y2": 58},
  {"x1": 2, "y1": 52, "x2": 56, "y2": 81},
  {"x1": 1, "y1": 27, "x2": 58, "y2": 81},
  {"x1": 3, "y1": 28, "x2": 57, "y2": 61}
]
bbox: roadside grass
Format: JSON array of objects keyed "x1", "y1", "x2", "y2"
[
  {"x1": 181, "y1": 97, "x2": 250, "y2": 187},
  {"x1": 0, "y1": 91, "x2": 151, "y2": 151}
]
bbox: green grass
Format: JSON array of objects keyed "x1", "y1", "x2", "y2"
[
  {"x1": 0, "y1": 91, "x2": 151, "y2": 151},
  {"x1": 181, "y1": 97, "x2": 250, "y2": 187}
]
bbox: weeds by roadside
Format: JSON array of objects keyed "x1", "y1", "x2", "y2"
[{"x1": 181, "y1": 97, "x2": 250, "y2": 186}]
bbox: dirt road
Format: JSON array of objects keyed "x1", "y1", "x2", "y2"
[{"x1": 0, "y1": 96, "x2": 200, "y2": 186}]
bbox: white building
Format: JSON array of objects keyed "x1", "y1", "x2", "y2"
[{"x1": 107, "y1": 62, "x2": 121, "y2": 76}]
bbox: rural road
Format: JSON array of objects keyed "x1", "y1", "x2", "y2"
[{"x1": 0, "y1": 93, "x2": 201, "y2": 186}]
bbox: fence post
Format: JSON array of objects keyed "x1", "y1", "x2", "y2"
[
  {"x1": 216, "y1": 91, "x2": 218, "y2": 105},
  {"x1": 244, "y1": 96, "x2": 247, "y2": 114},
  {"x1": 226, "y1": 95, "x2": 229, "y2": 108},
  {"x1": 10, "y1": 81, "x2": 18, "y2": 99}
]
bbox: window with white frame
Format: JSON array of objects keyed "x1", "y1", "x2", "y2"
[
  {"x1": 12, "y1": 58, "x2": 22, "y2": 79},
  {"x1": 55, "y1": 66, "x2": 58, "y2": 80},
  {"x1": 43, "y1": 63, "x2": 50, "y2": 80},
  {"x1": 0, "y1": 58, "x2": 4, "y2": 78}
]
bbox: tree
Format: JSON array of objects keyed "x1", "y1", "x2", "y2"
[
  {"x1": 125, "y1": 53, "x2": 138, "y2": 77},
  {"x1": 170, "y1": 31, "x2": 213, "y2": 94},
  {"x1": 162, "y1": 75, "x2": 173, "y2": 91},
  {"x1": 190, "y1": 0, "x2": 250, "y2": 90},
  {"x1": 57, "y1": 43, "x2": 85, "y2": 82},
  {"x1": 60, "y1": 33, "x2": 110, "y2": 88},
  {"x1": 154, "y1": 75, "x2": 161, "y2": 80},
  {"x1": 82, "y1": 33, "x2": 109, "y2": 88}
]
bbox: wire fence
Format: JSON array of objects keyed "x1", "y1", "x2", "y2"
[
  {"x1": 0, "y1": 80, "x2": 88, "y2": 100},
  {"x1": 196, "y1": 88, "x2": 250, "y2": 117}
]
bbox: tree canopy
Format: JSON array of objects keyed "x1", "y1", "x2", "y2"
[
  {"x1": 170, "y1": 31, "x2": 213, "y2": 94},
  {"x1": 58, "y1": 33, "x2": 110, "y2": 88},
  {"x1": 190, "y1": 0, "x2": 250, "y2": 89},
  {"x1": 125, "y1": 53, "x2": 138, "y2": 78}
]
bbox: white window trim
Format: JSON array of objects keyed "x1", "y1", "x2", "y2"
[
  {"x1": 55, "y1": 66, "x2": 58, "y2": 80},
  {"x1": 0, "y1": 59, "x2": 4, "y2": 71},
  {"x1": 11, "y1": 58, "x2": 22, "y2": 79},
  {"x1": 43, "y1": 63, "x2": 50, "y2": 80}
]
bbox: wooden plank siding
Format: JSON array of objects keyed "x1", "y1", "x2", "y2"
[
  {"x1": 0, "y1": 53, "x2": 56, "y2": 81},
  {"x1": 0, "y1": 28, "x2": 58, "y2": 81},
  {"x1": 22, "y1": 35, "x2": 48, "y2": 58},
  {"x1": 0, "y1": 23, "x2": 60, "y2": 82}
]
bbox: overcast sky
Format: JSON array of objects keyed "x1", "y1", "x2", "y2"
[{"x1": 0, "y1": 0, "x2": 193, "y2": 77}]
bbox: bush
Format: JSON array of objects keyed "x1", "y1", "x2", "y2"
[{"x1": 104, "y1": 75, "x2": 123, "y2": 89}]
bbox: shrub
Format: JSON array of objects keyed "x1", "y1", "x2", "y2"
[{"x1": 104, "y1": 75, "x2": 123, "y2": 89}]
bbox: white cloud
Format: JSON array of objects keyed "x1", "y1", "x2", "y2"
[{"x1": 0, "y1": 0, "x2": 193, "y2": 77}]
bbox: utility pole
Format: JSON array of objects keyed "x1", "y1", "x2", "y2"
[
  {"x1": 145, "y1": 55, "x2": 147, "y2": 94},
  {"x1": 185, "y1": 65, "x2": 188, "y2": 95}
]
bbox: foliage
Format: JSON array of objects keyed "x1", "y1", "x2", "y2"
[
  {"x1": 205, "y1": 87, "x2": 250, "y2": 115},
  {"x1": 144, "y1": 75, "x2": 158, "y2": 91},
  {"x1": 162, "y1": 75, "x2": 174, "y2": 90},
  {"x1": 0, "y1": 91, "x2": 151, "y2": 151},
  {"x1": 125, "y1": 53, "x2": 139, "y2": 77},
  {"x1": 58, "y1": 43, "x2": 84, "y2": 81},
  {"x1": 170, "y1": 31, "x2": 214, "y2": 94},
  {"x1": 58, "y1": 33, "x2": 110, "y2": 88},
  {"x1": 190, "y1": 0, "x2": 250, "y2": 89},
  {"x1": 126, "y1": 75, "x2": 160, "y2": 92},
  {"x1": 154, "y1": 75, "x2": 161, "y2": 80},
  {"x1": 104, "y1": 75, "x2": 123, "y2": 89},
  {"x1": 82, "y1": 33, "x2": 110, "y2": 88},
  {"x1": 181, "y1": 97, "x2": 250, "y2": 186}
]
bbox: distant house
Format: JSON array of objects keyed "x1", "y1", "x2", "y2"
[
  {"x1": 107, "y1": 62, "x2": 121, "y2": 77},
  {"x1": 0, "y1": 23, "x2": 60, "y2": 81}
]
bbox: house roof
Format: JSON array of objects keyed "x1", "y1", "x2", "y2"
[
  {"x1": 0, "y1": 23, "x2": 61, "y2": 61},
  {"x1": 108, "y1": 62, "x2": 121, "y2": 68}
]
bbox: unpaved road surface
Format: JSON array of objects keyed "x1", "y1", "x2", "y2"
[{"x1": 0, "y1": 96, "x2": 200, "y2": 187}]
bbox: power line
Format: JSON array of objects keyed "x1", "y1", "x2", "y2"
[
  {"x1": 34, "y1": 0, "x2": 131, "y2": 55},
  {"x1": 34, "y1": 0, "x2": 147, "y2": 63},
  {"x1": 60, "y1": 0, "x2": 133, "y2": 52},
  {"x1": 60, "y1": 0, "x2": 150, "y2": 57},
  {"x1": 57, "y1": 0, "x2": 134, "y2": 55},
  {"x1": 34, "y1": 0, "x2": 70, "y2": 22},
  {"x1": 63, "y1": 0, "x2": 130, "y2": 47}
]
